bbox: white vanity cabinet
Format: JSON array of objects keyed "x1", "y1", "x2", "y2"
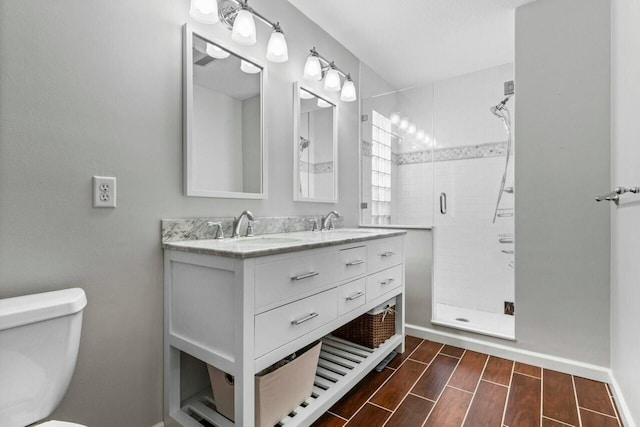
[{"x1": 163, "y1": 232, "x2": 405, "y2": 427}]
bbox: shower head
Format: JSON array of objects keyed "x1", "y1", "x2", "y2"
[
  {"x1": 299, "y1": 136, "x2": 310, "y2": 151},
  {"x1": 491, "y1": 97, "x2": 511, "y2": 116}
]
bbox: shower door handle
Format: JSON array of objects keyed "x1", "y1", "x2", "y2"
[{"x1": 440, "y1": 192, "x2": 447, "y2": 215}]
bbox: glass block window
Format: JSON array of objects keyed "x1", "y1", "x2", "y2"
[{"x1": 371, "y1": 110, "x2": 392, "y2": 224}]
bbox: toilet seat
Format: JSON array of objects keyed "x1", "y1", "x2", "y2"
[{"x1": 38, "y1": 421, "x2": 86, "y2": 427}]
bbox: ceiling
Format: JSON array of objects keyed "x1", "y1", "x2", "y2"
[{"x1": 288, "y1": 0, "x2": 536, "y2": 89}]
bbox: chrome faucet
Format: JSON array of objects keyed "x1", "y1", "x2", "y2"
[
  {"x1": 232, "y1": 210, "x2": 255, "y2": 238},
  {"x1": 320, "y1": 210, "x2": 341, "y2": 231}
]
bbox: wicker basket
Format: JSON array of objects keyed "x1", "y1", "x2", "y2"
[{"x1": 333, "y1": 298, "x2": 396, "y2": 349}]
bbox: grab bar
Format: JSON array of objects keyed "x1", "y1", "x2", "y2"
[{"x1": 596, "y1": 186, "x2": 640, "y2": 206}]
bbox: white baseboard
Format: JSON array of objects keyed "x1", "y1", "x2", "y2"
[
  {"x1": 608, "y1": 372, "x2": 637, "y2": 427},
  {"x1": 151, "y1": 422, "x2": 165, "y2": 427},
  {"x1": 406, "y1": 323, "x2": 611, "y2": 382}
]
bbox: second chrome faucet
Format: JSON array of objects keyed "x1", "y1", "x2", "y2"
[{"x1": 320, "y1": 210, "x2": 341, "y2": 231}]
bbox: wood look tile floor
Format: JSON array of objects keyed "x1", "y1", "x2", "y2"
[{"x1": 311, "y1": 336, "x2": 623, "y2": 427}]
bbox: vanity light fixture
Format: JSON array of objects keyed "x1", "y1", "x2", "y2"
[
  {"x1": 266, "y1": 23, "x2": 288, "y2": 63},
  {"x1": 300, "y1": 90, "x2": 315, "y2": 100},
  {"x1": 190, "y1": 0, "x2": 219, "y2": 24},
  {"x1": 240, "y1": 59, "x2": 261, "y2": 74},
  {"x1": 324, "y1": 64, "x2": 341, "y2": 92},
  {"x1": 206, "y1": 42, "x2": 230, "y2": 59},
  {"x1": 317, "y1": 98, "x2": 332, "y2": 108},
  {"x1": 302, "y1": 47, "x2": 357, "y2": 102},
  {"x1": 193, "y1": 0, "x2": 289, "y2": 63},
  {"x1": 340, "y1": 74, "x2": 357, "y2": 102},
  {"x1": 231, "y1": 3, "x2": 256, "y2": 45}
]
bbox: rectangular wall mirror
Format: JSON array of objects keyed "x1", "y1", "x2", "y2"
[
  {"x1": 183, "y1": 24, "x2": 266, "y2": 199},
  {"x1": 293, "y1": 83, "x2": 338, "y2": 203}
]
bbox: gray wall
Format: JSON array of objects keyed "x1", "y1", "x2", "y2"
[
  {"x1": 513, "y1": 0, "x2": 611, "y2": 365},
  {"x1": 611, "y1": 0, "x2": 640, "y2": 423},
  {"x1": 0, "y1": 1, "x2": 360, "y2": 426}
]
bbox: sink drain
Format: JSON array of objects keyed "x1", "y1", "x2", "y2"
[{"x1": 455, "y1": 317, "x2": 470, "y2": 323}]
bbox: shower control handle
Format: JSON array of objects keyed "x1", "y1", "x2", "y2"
[{"x1": 440, "y1": 192, "x2": 447, "y2": 215}]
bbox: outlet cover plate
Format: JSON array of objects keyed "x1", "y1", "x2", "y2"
[{"x1": 93, "y1": 176, "x2": 116, "y2": 208}]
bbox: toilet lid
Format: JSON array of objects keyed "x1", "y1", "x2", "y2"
[{"x1": 38, "y1": 421, "x2": 86, "y2": 427}]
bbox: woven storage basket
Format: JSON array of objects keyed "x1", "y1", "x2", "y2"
[{"x1": 333, "y1": 298, "x2": 396, "y2": 349}]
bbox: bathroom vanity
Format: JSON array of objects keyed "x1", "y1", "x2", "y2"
[{"x1": 163, "y1": 228, "x2": 406, "y2": 427}]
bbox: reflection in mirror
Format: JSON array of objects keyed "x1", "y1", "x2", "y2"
[
  {"x1": 183, "y1": 25, "x2": 265, "y2": 198},
  {"x1": 294, "y1": 84, "x2": 338, "y2": 203}
]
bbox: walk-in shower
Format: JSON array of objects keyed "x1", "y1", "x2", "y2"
[{"x1": 431, "y1": 70, "x2": 516, "y2": 340}]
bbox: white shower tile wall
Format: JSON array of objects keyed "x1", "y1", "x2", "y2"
[{"x1": 433, "y1": 155, "x2": 515, "y2": 313}]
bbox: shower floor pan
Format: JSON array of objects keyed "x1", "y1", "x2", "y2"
[{"x1": 432, "y1": 303, "x2": 515, "y2": 341}]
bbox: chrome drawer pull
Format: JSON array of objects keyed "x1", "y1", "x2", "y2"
[
  {"x1": 346, "y1": 291, "x2": 365, "y2": 301},
  {"x1": 291, "y1": 312, "x2": 319, "y2": 325},
  {"x1": 346, "y1": 259, "x2": 365, "y2": 267},
  {"x1": 380, "y1": 278, "x2": 395, "y2": 286},
  {"x1": 380, "y1": 251, "x2": 396, "y2": 258},
  {"x1": 291, "y1": 271, "x2": 319, "y2": 281}
]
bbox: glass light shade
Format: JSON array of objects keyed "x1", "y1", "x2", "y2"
[
  {"x1": 231, "y1": 8, "x2": 256, "y2": 46},
  {"x1": 399, "y1": 118, "x2": 409, "y2": 130},
  {"x1": 266, "y1": 31, "x2": 288, "y2": 63},
  {"x1": 324, "y1": 68, "x2": 341, "y2": 92},
  {"x1": 300, "y1": 89, "x2": 315, "y2": 99},
  {"x1": 416, "y1": 129, "x2": 425, "y2": 140},
  {"x1": 317, "y1": 98, "x2": 332, "y2": 108},
  {"x1": 303, "y1": 55, "x2": 322, "y2": 81},
  {"x1": 340, "y1": 80, "x2": 357, "y2": 102},
  {"x1": 240, "y1": 60, "x2": 260, "y2": 74},
  {"x1": 190, "y1": 0, "x2": 219, "y2": 24},
  {"x1": 408, "y1": 124, "x2": 416, "y2": 135},
  {"x1": 390, "y1": 112, "x2": 401, "y2": 125},
  {"x1": 206, "y1": 43, "x2": 230, "y2": 59}
]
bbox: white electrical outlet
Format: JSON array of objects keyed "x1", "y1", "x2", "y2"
[{"x1": 93, "y1": 176, "x2": 116, "y2": 208}]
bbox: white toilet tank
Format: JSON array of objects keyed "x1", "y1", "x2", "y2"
[{"x1": 0, "y1": 288, "x2": 87, "y2": 427}]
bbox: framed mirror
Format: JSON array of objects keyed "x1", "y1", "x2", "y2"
[
  {"x1": 293, "y1": 83, "x2": 338, "y2": 203},
  {"x1": 183, "y1": 24, "x2": 266, "y2": 199}
]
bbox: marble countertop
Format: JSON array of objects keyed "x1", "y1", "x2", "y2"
[{"x1": 162, "y1": 228, "x2": 406, "y2": 259}]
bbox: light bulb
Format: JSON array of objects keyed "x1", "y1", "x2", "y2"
[
  {"x1": 240, "y1": 60, "x2": 260, "y2": 74},
  {"x1": 300, "y1": 90, "x2": 315, "y2": 100},
  {"x1": 206, "y1": 43, "x2": 230, "y2": 59},
  {"x1": 317, "y1": 98, "x2": 331, "y2": 108},
  {"x1": 266, "y1": 27, "x2": 288, "y2": 63},
  {"x1": 303, "y1": 54, "x2": 322, "y2": 81},
  {"x1": 324, "y1": 67, "x2": 341, "y2": 92},
  {"x1": 390, "y1": 112, "x2": 401, "y2": 125},
  {"x1": 340, "y1": 78, "x2": 357, "y2": 102},
  {"x1": 416, "y1": 129, "x2": 425, "y2": 140},
  {"x1": 232, "y1": 8, "x2": 256, "y2": 46},
  {"x1": 408, "y1": 124, "x2": 416, "y2": 135},
  {"x1": 190, "y1": 0, "x2": 219, "y2": 24},
  {"x1": 399, "y1": 118, "x2": 409, "y2": 130}
]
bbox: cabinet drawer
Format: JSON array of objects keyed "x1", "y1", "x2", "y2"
[
  {"x1": 366, "y1": 264, "x2": 403, "y2": 302},
  {"x1": 337, "y1": 278, "x2": 366, "y2": 316},
  {"x1": 367, "y1": 237, "x2": 403, "y2": 273},
  {"x1": 338, "y1": 246, "x2": 367, "y2": 281},
  {"x1": 254, "y1": 288, "x2": 338, "y2": 357},
  {"x1": 254, "y1": 251, "x2": 338, "y2": 309}
]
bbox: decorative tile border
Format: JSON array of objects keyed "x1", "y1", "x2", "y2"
[
  {"x1": 314, "y1": 161, "x2": 334, "y2": 174},
  {"x1": 362, "y1": 140, "x2": 372, "y2": 157},
  {"x1": 300, "y1": 161, "x2": 334, "y2": 174},
  {"x1": 364, "y1": 140, "x2": 508, "y2": 164},
  {"x1": 162, "y1": 215, "x2": 344, "y2": 242}
]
